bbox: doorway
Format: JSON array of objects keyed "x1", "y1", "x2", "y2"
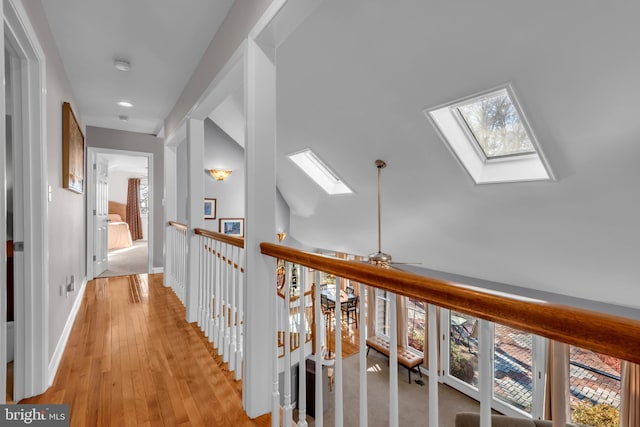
[
  {"x1": 2, "y1": 0, "x2": 49, "y2": 402},
  {"x1": 87, "y1": 148, "x2": 153, "y2": 279}
]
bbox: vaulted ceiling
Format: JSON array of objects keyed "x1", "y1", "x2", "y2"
[
  {"x1": 273, "y1": 0, "x2": 640, "y2": 308},
  {"x1": 41, "y1": 0, "x2": 640, "y2": 309}
]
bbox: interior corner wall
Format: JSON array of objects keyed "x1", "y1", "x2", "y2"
[
  {"x1": 204, "y1": 119, "x2": 245, "y2": 227},
  {"x1": 86, "y1": 126, "x2": 164, "y2": 269},
  {"x1": 276, "y1": 188, "x2": 289, "y2": 235},
  {"x1": 20, "y1": 0, "x2": 86, "y2": 363},
  {"x1": 164, "y1": 0, "x2": 275, "y2": 137},
  {"x1": 176, "y1": 141, "x2": 188, "y2": 223}
]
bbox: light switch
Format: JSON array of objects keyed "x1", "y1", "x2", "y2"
[{"x1": 48, "y1": 185, "x2": 53, "y2": 202}]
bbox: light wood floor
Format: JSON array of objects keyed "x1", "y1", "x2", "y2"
[{"x1": 21, "y1": 273, "x2": 270, "y2": 427}]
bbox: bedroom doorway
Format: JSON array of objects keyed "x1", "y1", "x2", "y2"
[{"x1": 87, "y1": 148, "x2": 153, "y2": 279}]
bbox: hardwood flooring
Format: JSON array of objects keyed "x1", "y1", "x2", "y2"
[{"x1": 21, "y1": 273, "x2": 270, "y2": 427}]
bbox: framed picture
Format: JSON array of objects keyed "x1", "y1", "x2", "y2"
[
  {"x1": 204, "y1": 198, "x2": 217, "y2": 220},
  {"x1": 62, "y1": 102, "x2": 85, "y2": 193},
  {"x1": 219, "y1": 218, "x2": 244, "y2": 237}
]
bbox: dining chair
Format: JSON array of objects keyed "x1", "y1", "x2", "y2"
[
  {"x1": 342, "y1": 295, "x2": 359, "y2": 327},
  {"x1": 321, "y1": 293, "x2": 335, "y2": 326},
  {"x1": 345, "y1": 284, "x2": 354, "y2": 295}
]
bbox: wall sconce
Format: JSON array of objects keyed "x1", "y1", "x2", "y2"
[
  {"x1": 277, "y1": 232, "x2": 287, "y2": 242},
  {"x1": 208, "y1": 169, "x2": 232, "y2": 181}
]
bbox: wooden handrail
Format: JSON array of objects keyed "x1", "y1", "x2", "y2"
[
  {"x1": 195, "y1": 228, "x2": 244, "y2": 249},
  {"x1": 261, "y1": 242, "x2": 640, "y2": 365},
  {"x1": 167, "y1": 221, "x2": 187, "y2": 231}
]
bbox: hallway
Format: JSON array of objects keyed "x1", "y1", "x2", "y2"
[{"x1": 21, "y1": 274, "x2": 270, "y2": 427}]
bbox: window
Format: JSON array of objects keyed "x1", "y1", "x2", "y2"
[
  {"x1": 139, "y1": 178, "x2": 149, "y2": 215},
  {"x1": 569, "y1": 346, "x2": 621, "y2": 426},
  {"x1": 426, "y1": 85, "x2": 553, "y2": 184},
  {"x1": 494, "y1": 324, "x2": 533, "y2": 414},
  {"x1": 457, "y1": 90, "x2": 536, "y2": 159},
  {"x1": 448, "y1": 311, "x2": 479, "y2": 388},
  {"x1": 443, "y1": 310, "x2": 546, "y2": 418},
  {"x1": 407, "y1": 298, "x2": 425, "y2": 353},
  {"x1": 375, "y1": 288, "x2": 391, "y2": 337}
]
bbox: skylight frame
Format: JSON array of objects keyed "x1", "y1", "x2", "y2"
[
  {"x1": 425, "y1": 84, "x2": 554, "y2": 184},
  {"x1": 288, "y1": 148, "x2": 353, "y2": 195}
]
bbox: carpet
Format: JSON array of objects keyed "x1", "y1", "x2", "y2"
[
  {"x1": 304, "y1": 350, "x2": 483, "y2": 427},
  {"x1": 98, "y1": 240, "x2": 148, "y2": 278}
]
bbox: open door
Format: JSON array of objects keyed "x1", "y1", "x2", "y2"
[{"x1": 93, "y1": 156, "x2": 108, "y2": 276}]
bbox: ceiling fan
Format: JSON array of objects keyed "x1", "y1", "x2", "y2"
[{"x1": 367, "y1": 159, "x2": 418, "y2": 269}]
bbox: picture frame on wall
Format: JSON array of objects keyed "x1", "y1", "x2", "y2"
[
  {"x1": 219, "y1": 218, "x2": 244, "y2": 237},
  {"x1": 204, "y1": 198, "x2": 217, "y2": 220},
  {"x1": 62, "y1": 102, "x2": 85, "y2": 193}
]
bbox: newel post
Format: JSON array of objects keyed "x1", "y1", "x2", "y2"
[
  {"x1": 186, "y1": 118, "x2": 205, "y2": 322},
  {"x1": 243, "y1": 38, "x2": 277, "y2": 418}
]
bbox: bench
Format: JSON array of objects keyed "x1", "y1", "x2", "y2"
[{"x1": 365, "y1": 335, "x2": 423, "y2": 383}]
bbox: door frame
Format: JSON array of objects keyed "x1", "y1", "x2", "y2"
[
  {"x1": 86, "y1": 147, "x2": 154, "y2": 280},
  {"x1": 1, "y1": 0, "x2": 49, "y2": 401}
]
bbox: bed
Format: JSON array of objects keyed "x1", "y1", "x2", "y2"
[{"x1": 108, "y1": 201, "x2": 133, "y2": 250}]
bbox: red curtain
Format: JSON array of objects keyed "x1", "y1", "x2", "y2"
[{"x1": 126, "y1": 178, "x2": 143, "y2": 241}]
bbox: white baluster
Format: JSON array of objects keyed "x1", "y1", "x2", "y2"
[
  {"x1": 223, "y1": 244, "x2": 231, "y2": 363},
  {"x1": 212, "y1": 240, "x2": 221, "y2": 347},
  {"x1": 478, "y1": 319, "x2": 492, "y2": 427},
  {"x1": 314, "y1": 270, "x2": 324, "y2": 427},
  {"x1": 428, "y1": 304, "x2": 439, "y2": 427},
  {"x1": 283, "y1": 262, "x2": 293, "y2": 427},
  {"x1": 235, "y1": 248, "x2": 244, "y2": 381},
  {"x1": 272, "y1": 258, "x2": 280, "y2": 427},
  {"x1": 197, "y1": 236, "x2": 203, "y2": 329},
  {"x1": 389, "y1": 292, "x2": 398, "y2": 427},
  {"x1": 297, "y1": 266, "x2": 308, "y2": 427},
  {"x1": 334, "y1": 278, "x2": 343, "y2": 427},
  {"x1": 229, "y1": 245, "x2": 238, "y2": 372},
  {"x1": 359, "y1": 284, "x2": 367, "y2": 427}
]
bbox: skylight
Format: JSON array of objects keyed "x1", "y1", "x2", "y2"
[
  {"x1": 288, "y1": 149, "x2": 353, "y2": 195},
  {"x1": 457, "y1": 89, "x2": 536, "y2": 159},
  {"x1": 426, "y1": 85, "x2": 553, "y2": 184}
]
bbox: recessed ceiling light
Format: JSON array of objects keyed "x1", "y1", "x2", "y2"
[
  {"x1": 117, "y1": 101, "x2": 133, "y2": 108},
  {"x1": 114, "y1": 59, "x2": 131, "y2": 71},
  {"x1": 118, "y1": 115, "x2": 128, "y2": 122}
]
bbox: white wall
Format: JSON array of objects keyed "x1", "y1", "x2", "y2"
[
  {"x1": 204, "y1": 119, "x2": 245, "y2": 229},
  {"x1": 107, "y1": 171, "x2": 130, "y2": 204},
  {"x1": 21, "y1": 0, "x2": 86, "y2": 363}
]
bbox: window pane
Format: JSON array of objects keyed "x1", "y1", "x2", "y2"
[
  {"x1": 449, "y1": 311, "x2": 478, "y2": 387},
  {"x1": 407, "y1": 298, "x2": 425, "y2": 353},
  {"x1": 569, "y1": 346, "x2": 621, "y2": 426},
  {"x1": 494, "y1": 324, "x2": 533, "y2": 413},
  {"x1": 375, "y1": 289, "x2": 390, "y2": 337},
  {"x1": 457, "y1": 89, "x2": 536, "y2": 159}
]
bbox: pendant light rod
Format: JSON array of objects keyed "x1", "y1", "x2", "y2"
[{"x1": 375, "y1": 159, "x2": 386, "y2": 254}]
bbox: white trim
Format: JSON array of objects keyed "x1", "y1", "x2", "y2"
[
  {"x1": 3, "y1": 0, "x2": 49, "y2": 400},
  {"x1": 151, "y1": 267, "x2": 164, "y2": 274},
  {"x1": 48, "y1": 278, "x2": 88, "y2": 386}
]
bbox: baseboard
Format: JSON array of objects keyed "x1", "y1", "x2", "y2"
[
  {"x1": 151, "y1": 267, "x2": 164, "y2": 274},
  {"x1": 48, "y1": 277, "x2": 88, "y2": 386}
]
